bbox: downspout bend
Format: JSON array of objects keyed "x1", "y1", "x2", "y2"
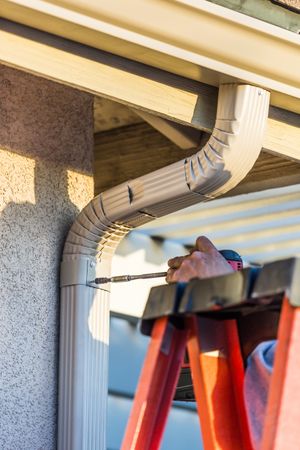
[
  {"x1": 64, "y1": 83, "x2": 270, "y2": 257},
  {"x1": 58, "y1": 84, "x2": 269, "y2": 450}
]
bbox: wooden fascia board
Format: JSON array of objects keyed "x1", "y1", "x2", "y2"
[
  {"x1": 265, "y1": 107, "x2": 300, "y2": 162},
  {"x1": 1, "y1": 0, "x2": 300, "y2": 114},
  {"x1": 0, "y1": 19, "x2": 219, "y2": 133},
  {"x1": 0, "y1": 19, "x2": 299, "y2": 162}
]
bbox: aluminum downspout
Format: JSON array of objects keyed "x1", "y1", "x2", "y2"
[{"x1": 58, "y1": 84, "x2": 269, "y2": 450}]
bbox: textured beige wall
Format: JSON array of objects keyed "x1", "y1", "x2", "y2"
[{"x1": 0, "y1": 65, "x2": 94, "y2": 449}]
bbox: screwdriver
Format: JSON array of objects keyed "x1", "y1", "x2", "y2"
[
  {"x1": 93, "y1": 249, "x2": 243, "y2": 285},
  {"x1": 94, "y1": 271, "x2": 167, "y2": 285}
]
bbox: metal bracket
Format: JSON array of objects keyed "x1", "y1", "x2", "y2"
[{"x1": 60, "y1": 257, "x2": 100, "y2": 288}]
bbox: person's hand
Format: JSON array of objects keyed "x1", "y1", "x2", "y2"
[{"x1": 166, "y1": 236, "x2": 234, "y2": 283}]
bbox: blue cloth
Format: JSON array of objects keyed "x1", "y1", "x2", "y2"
[{"x1": 244, "y1": 340, "x2": 276, "y2": 449}]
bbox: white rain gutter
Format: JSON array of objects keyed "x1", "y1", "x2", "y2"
[
  {"x1": 59, "y1": 84, "x2": 269, "y2": 450},
  {"x1": 1, "y1": 0, "x2": 300, "y2": 113}
]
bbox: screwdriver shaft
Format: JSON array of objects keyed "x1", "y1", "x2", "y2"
[{"x1": 94, "y1": 271, "x2": 167, "y2": 284}]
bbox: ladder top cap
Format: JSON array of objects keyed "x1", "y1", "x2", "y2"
[
  {"x1": 141, "y1": 257, "x2": 300, "y2": 336},
  {"x1": 252, "y1": 257, "x2": 300, "y2": 307}
]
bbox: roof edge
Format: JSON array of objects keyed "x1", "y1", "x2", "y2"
[{"x1": 1, "y1": 0, "x2": 299, "y2": 112}]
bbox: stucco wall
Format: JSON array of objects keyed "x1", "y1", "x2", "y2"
[{"x1": 0, "y1": 65, "x2": 94, "y2": 449}]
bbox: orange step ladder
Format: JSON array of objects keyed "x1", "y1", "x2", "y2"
[{"x1": 121, "y1": 258, "x2": 300, "y2": 450}]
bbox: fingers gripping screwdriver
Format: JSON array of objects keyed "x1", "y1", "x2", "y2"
[{"x1": 94, "y1": 249, "x2": 242, "y2": 284}]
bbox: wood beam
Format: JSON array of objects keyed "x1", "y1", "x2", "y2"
[
  {"x1": 137, "y1": 106, "x2": 300, "y2": 160},
  {"x1": 1, "y1": 20, "x2": 299, "y2": 161},
  {"x1": 135, "y1": 110, "x2": 202, "y2": 149},
  {"x1": 0, "y1": 19, "x2": 217, "y2": 133},
  {"x1": 264, "y1": 106, "x2": 300, "y2": 162},
  {"x1": 229, "y1": 152, "x2": 300, "y2": 196},
  {"x1": 94, "y1": 123, "x2": 300, "y2": 197},
  {"x1": 94, "y1": 123, "x2": 196, "y2": 194}
]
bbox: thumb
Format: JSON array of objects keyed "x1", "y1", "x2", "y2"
[{"x1": 195, "y1": 236, "x2": 218, "y2": 253}]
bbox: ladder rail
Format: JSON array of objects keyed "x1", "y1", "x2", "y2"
[
  {"x1": 187, "y1": 316, "x2": 253, "y2": 450},
  {"x1": 121, "y1": 317, "x2": 188, "y2": 450},
  {"x1": 261, "y1": 295, "x2": 300, "y2": 450}
]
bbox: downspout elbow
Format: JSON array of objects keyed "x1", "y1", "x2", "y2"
[{"x1": 58, "y1": 83, "x2": 270, "y2": 450}]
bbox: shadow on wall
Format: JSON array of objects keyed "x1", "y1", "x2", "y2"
[{"x1": 0, "y1": 65, "x2": 93, "y2": 450}]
